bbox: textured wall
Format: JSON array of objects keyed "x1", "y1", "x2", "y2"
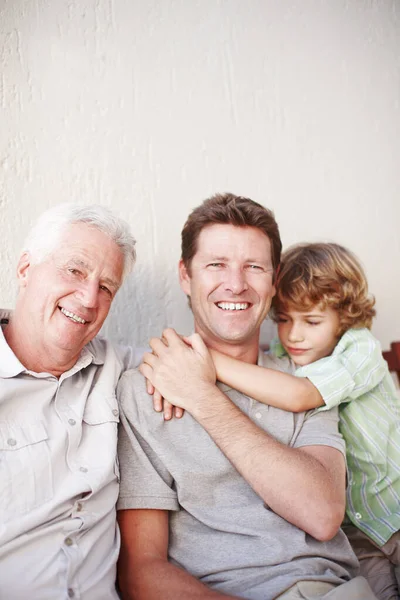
[{"x1": 1, "y1": 0, "x2": 399, "y2": 350}]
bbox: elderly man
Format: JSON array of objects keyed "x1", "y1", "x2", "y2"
[
  {"x1": 0, "y1": 204, "x2": 140, "y2": 599},
  {"x1": 116, "y1": 193, "x2": 376, "y2": 600}
]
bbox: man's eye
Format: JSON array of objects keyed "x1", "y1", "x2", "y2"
[
  {"x1": 207, "y1": 263, "x2": 224, "y2": 268},
  {"x1": 100, "y1": 285, "x2": 112, "y2": 295},
  {"x1": 68, "y1": 268, "x2": 80, "y2": 276},
  {"x1": 246, "y1": 264, "x2": 263, "y2": 271}
]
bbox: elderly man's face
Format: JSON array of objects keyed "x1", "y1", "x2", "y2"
[
  {"x1": 16, "y1": 223, "x2": 124, "y2": 361},
  {"x1": 179, "y1": 224, "x2": 276, "y2": 353}
]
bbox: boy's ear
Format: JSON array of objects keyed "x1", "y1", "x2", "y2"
[
  {"x1": 178, "y1": 259, "x2": 192, "y2": 297},
  {"x1": 16, "y1": 251, "x2": 33, "y2": 288}
]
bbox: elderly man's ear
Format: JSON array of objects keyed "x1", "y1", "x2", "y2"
[{"x1": 16, "y1": 252, "x2": 32, "y2": 288}]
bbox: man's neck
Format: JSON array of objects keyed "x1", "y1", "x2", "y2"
[
  {"x1": 4, "y1": 320, "x2": 79, "y2": 378},
  {"x1": 198, "y1": 331, "x2": 260, "y2": 365}
]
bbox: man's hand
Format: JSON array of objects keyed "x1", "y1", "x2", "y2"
[{"x1": 140, "y1": 329, "x2": 217, "y2": 413}]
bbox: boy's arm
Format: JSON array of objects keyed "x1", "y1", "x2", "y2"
[
  {"x1": 210, "y1": 349, "x2": 324, "y2": 412},
  {"x1": 117, "y1": 509, "x2": 240, "y2": 600}
]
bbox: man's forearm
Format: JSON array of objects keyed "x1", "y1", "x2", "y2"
[
  {"x1": 118, "y1": 556, "x2": 239, "y2": 600},
  {"x1": 189, "y1": 386, "x2": 345, "y2": 541}
]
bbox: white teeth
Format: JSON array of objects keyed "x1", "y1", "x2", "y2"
[
  {"x1": 60, "y1": 308, "x2": 86, "y2": 324},
  {"x1": 217, "y1": 302, "x2": 249, "y2": 311}
]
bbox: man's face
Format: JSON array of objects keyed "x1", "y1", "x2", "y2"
[
  {"x1": 16, "y1": 223, "x2": 124, "y2": 362},
  {"x1": 179, "y1": 224, "x2": 276, "y2": 352}
]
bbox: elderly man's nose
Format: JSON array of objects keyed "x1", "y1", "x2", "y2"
[{"x1": 75, "y1": 281, "x2": 99, "y2": 308}]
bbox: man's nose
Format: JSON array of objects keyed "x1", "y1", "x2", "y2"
[
  {"x1": 75, "y1": 280, "x2": 99, "y2": 308},
  {"x1": 223, "y1": 268, "x2": 248, "y2": 295},
  {"x1": 287, "y1": 322, "x2": 304, "y2": 342}
]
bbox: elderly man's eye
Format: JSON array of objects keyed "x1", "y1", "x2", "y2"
[{"x1": 100, "y1": 285, "x2": 112, "y2": 295}]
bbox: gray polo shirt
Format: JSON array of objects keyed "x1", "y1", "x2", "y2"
[{"x1": 117, "y1": 352, "x2": 359, "y2": 600}]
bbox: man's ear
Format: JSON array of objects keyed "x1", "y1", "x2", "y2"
[
  {"x1": 16, "y1": 251, "x2": 32, "y2": 288},
  {"x1": 178, "y1": 259, "x2": 191, "y2": 297}
]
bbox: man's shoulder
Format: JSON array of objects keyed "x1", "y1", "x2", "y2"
[
  {"x1": 86, "y1": 336, "x2": 145, "y2": 370},
  {"x1": 117, "y1": 367, "x2": 149, "y2": 413},
  {"x1": 259, "y1": 350, "x2": 294, "y2": 374}
]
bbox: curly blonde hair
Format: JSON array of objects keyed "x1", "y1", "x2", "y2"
[{"x1": 272, "y1": 242, "x2": 376, "y2": 335}]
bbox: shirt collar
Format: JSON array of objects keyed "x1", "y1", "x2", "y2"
[
  {"x1": 0, "y1": 308, "x2": 105, "y2": 378},
  {"x1": 0, "y1": 310, "x2": 26, "y2": 378}
]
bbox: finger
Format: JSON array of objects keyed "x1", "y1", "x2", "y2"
[
  {"x1": 153, "y1": 388, "x2": 163, "y2": 412},
  {"x1": 146, "y1": 378, "x2": 155, "y2": 395},
  {"x1": 188, "y1": 332, "x2": 208, "y2": 355},
  {"x1": 174, "y1": 406, "x2": 184, "y2": 419},
  {"x1": 149, "y1": 337, "x2": 168, "y2": 356},
  {"x1": 162, "y1": 328, "x2": 184, "y2": 348},
  {"x1": 163, "y1": 400, "x2": 173, "y2": 421},
  {"x1": 182, "y1": 335, "x2": 194, "y2": 347},
  {"x1": 142, "y1": 351, "x2": 157, "y2": 367},
  {"x1": 139, "y1": 363, "x2": 154, "y2": 383}
]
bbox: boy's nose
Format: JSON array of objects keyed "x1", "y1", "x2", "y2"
[{"x1": 287, "y1": 323, "x2": 304, "y2": 343}]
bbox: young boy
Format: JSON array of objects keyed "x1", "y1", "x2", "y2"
[{"x1": 210, "y1": 242, "x2": 400, "y2": 600}]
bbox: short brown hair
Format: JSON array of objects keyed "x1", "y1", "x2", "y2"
[
  {"x1": 181, "y1": 192, "x2": 282, "y2": 276},
  {"x1": 272, "y1": 242, "x2": 376, "y2": 334}
]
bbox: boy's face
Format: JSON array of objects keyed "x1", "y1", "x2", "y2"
[{"x1": 277, "y1": 305, "x2": 341, "y2": 367}]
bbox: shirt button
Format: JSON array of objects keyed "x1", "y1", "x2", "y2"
[
  {"x1": 79, "y1": 466, "x2": 88, "y2": 473},
  {"x1": 68, "y1": 418, "x2": 76, "y2": 426},
  {"x1": 355, "y1": 512, "x2": 362, "y2": 520},
  {"x1": 112, "y1": 409, "x2": 119, "y2": 416},
  {"x1": 7, "y1": 438, "x2": 17, "y2": 447},
  {"x1": 255, "y1": 412, "x2": 262, "y2": 420},
  {"x1": 68, "y1": 589, "x2": 75, "y2": 597},
  {"x1": 65, "y1": 537, "x2": 73, "y2": 546}
]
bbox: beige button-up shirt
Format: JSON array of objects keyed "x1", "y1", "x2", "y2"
[{"x1": 0, "y1": 310, "x2": 142, "y2": 599}]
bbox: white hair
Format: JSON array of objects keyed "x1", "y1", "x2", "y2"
[{"x1": 22, "y1": 204, "x2": 136, "y2": 279}]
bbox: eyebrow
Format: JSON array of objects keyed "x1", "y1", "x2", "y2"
[
  {"x1": 67, "y1": 259, "x2": 120, "y2": 290},
  {"x1": 203, "y1": 254, "x2": 272, "y2": 266}
]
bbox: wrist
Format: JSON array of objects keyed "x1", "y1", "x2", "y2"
[{"x1": 189, "y1": 384, "x2": 228, "y2": 421}]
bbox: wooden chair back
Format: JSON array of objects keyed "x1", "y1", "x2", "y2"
[{"x1": 382, "y1": 341, "x2": 400, "y2": 386}]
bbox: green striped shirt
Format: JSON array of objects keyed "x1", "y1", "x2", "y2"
[{"x1": 271, "y1": 328, "x2": 400, "y2": 546}]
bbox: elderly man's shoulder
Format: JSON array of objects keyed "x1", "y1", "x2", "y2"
[{"x1": 86, "y1": 335, "x2": 145, "y2": 372}]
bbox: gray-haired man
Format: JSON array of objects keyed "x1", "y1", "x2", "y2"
[{"x1": 0, "y1": 204, "x2": 140, "y2": 599}]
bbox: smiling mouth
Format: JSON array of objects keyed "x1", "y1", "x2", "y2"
[
  {"x1": 59, "y1": 307, "x2": 87, "y2": 324},
  {"x1": 216, "y1": 302, "x2": 250, "y2": 311}
]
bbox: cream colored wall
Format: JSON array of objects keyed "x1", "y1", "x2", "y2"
[{"x1": 1, "y1": 0, "x2": 399, "y2": 350}]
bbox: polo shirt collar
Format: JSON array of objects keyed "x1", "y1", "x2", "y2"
[{"x1": 217, "y1": 348, "x2": 267, "y2": 393}]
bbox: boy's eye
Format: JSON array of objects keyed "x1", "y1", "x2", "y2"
[
  {"x1": 207, "y1": 263, "x2": 224, "y2": 268},
  {"x1": 307, "y1": 320, "x2": 321, "y2": 326},
  {"x1": 277, "y1": 316, "x2": 288, "y2": 323}
]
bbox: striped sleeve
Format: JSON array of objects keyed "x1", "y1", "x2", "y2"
[{"x1": 295, "y1": 329, "x2": 388, "y2": 410}]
